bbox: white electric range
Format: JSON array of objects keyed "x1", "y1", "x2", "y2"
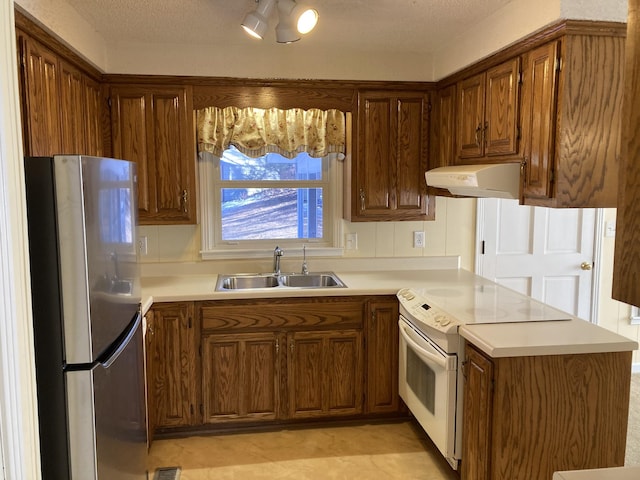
[{"x1": 396, "y1": 278, "x2": 573, "y2": 470}]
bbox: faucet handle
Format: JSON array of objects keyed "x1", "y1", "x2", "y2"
[{"x1": 301, "y1": 245, "x2": 309, "y2": 275}]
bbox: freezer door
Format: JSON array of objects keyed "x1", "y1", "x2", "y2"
[
  {"x1": 54, "y1": 155, "x2": 140, "y2": 364},
  {"x1": 66, "y1": 314, "x2": 147, "y2": 479}
]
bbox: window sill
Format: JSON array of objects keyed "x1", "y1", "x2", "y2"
[{"x1": 200, "y1": 247, "x2": 344, "y2": 260}]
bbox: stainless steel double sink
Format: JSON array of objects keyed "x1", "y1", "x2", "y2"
[{"x1": 215, "y1": 272, "x2": 346, "y2": 291}]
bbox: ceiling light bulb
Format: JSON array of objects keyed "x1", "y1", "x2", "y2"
[
  {"x1": 296, "y1": 8, "x2": 318, "y2": 34},
  {"x1": 241, "y1": 0, "x2": 276, "y2": 39}
]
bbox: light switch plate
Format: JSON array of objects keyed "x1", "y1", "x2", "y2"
[{"x1": 346, "y1": 233, "x2": 358, "y2": 250}]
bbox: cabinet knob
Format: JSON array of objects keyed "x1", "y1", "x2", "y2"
[{"x1": 580, "y1": 261, "x2": 593, "y2": 271}]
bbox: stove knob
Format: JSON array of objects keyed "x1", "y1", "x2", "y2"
[
  {"x1": 440, "y1": 318, "x2": 451, "y2": 326},
  {"x1": 406, "y1": 293, "x2": 415, "y2": 300}
]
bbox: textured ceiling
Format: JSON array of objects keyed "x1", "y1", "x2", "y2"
[{"x1": 64, "y1": 0, "x2": 515, "y2": 53}]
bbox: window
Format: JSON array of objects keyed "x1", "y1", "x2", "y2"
[
  {"x1": 219, "y1": 145, "x2": 326, "y2": 241},
  {"x1": 199, "y1": 148, "x2": 343, "y2": 257},
  {"x1": 197, "y1": 106, "x2": 347, "y2": 258}
]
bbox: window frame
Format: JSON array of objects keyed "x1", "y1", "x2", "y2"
[{"x1": 199, "y1": 149, "x2": 344, "y2": 259}]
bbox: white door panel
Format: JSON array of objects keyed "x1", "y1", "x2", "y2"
[{"x1": 478, "y1": 198, "x2": 596, "y2": 321}]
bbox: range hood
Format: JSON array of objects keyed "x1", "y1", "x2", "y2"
[{"x1": 425, "y1": 163, "x2": 521, "y2": 199}]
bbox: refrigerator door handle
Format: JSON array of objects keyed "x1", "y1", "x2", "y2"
[{"x1": 101, "y1": 311, "x2": 142, "y2": 368}]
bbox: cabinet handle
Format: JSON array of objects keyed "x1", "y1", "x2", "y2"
[
  {"x1": 181, "y1": 189, "x2": 188, "y2": 213},
  {"x1": 475, "y1": 123, "x2": 483, "y2": 147},
  {"x1": 372, "y1": 310, "x2": 376, "y2": 325},
  {"x1": 521, "y1": 157, "x2": 528, "y2": 185},
  {"x1": 359, "y1": 188, "x2": 365, "y2": 212},
  {"x1": 483, "y1": 121, "x2": 488, "y2": 146},
  {"x1": 290, "y1": 339, "x2": 295, "y2": 353},
  {"x1": 275, "y1": 338, "x2": 279, "y2": 354}
]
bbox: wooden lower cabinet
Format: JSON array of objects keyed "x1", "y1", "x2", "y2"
[
  {"x1": 461, "y1": 343, "x2": 632, "y2": 480},
  {"x1": 146, "y1": 302, "x2": 199, "y2": 432},
  {"x1": 148, "y1": 296, "x2": 403, "y2": 437},
  {"x1": 202, "y1": 332, "x2": 282, "y2": 423},
  {"x1": 366, "y1": 297, "x2": 399, "y2": 413},
  {"x1": 288, "y1": 330, "x2": 363, "y2": 419}
]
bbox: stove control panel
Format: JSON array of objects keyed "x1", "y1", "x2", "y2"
[{"x1": 397, "y1": 288, "x2": 459, "y2": 334}]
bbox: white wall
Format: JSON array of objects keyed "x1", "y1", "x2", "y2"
[
  {"x1": 432, "y1": 0, "x2": 627, "y2": 79},
  {"x1": 1, "y1": 1, "x2": 41, "y2": 478},
  {"x1": 15, "y1": 0, "x2": 628, "y2": 81}
]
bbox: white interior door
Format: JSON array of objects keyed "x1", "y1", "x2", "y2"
[{"x1": 476, "y1": 198, "x2": 598, "y2": 321}]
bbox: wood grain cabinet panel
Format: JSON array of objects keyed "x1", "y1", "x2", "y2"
[
  {"x1": 461, "y1": 343, "x2": 632, "y2": 479},
  {"x1": 347, "y1": 90, "x2": 432, "y2": 221},
  {"x1": 202, "y1": 332, "x2": 281, "y2": 423},
  {"x1": 147, "y1": 302, "x2": 198, "y2": 430},
  {"x1": 288, "y1": 330, "x2": 363, "y2": 419},
  {"x1": 366, "y1": 298, "x2": 399, "y2": 414},
  {"x1": 520, "y1": 41, "x2": 558, "y2": 200},
  {"x1": 19, "y1": 35, "x2": 62, "y2": 156},
  {"x1": 17, "y1": 32, "x2": 104, "y2": 158},
  {"x1": 110, "y1": 85, "x2": 196, "y2": 224},
  {"x1": 456, "y1": 58, "x2": 520, "y2": 163},
  {"x1": 613, "y1": 0, "x2": 640, "y2": 307}
]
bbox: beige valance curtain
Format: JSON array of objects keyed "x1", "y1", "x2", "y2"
[{"x1": 196, "y1": 106, "x2": 345, "y2": 159}]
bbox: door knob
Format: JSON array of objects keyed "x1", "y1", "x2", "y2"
[{"x1": 580, "y1": 262, "x2": 593, "y2": 271}]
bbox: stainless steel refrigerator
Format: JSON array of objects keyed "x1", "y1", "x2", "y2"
[{"x1": 24, "y1": 155, "x2": 147, "y2": 479}]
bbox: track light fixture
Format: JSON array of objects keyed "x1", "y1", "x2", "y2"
[{"x1": 241, "y1": 0, "x2": 318, "y2": 43}]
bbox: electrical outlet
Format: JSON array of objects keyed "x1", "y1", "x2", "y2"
[
  {"x1": 346, "y1": 233, "x2": 358, "y2": 250},
  {"x1": 138, "y1": 236, "x2": 148, "y2": 255},
  {"x1": 413, "y1": 231, "x2": 425, "y2": 248}
]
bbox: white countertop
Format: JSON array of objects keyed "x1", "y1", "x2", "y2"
[
  {"x1": 553, "y1": 466, "x2": 640, "y2": 479},
  {"x1": 140, "y1": 267, "x2": 638, "y2": 358}
]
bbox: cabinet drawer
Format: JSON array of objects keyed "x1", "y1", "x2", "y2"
[{"x1": 199, "y1": 298, "x2": 364, "y2": 332}]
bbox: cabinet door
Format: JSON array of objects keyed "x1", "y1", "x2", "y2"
[
  {"x1": 288, "y1": 330, "x2": 363, "y2": 419},
  {"x1": 357, "y1": 95, "x2": 394, "y2": 215},
  {"x1": 457, "y1": 73, "x2": 485, "y2": 160},
  {"x1": 201, "y1": 332, "x2": 281, "y2": 423},
  {"x1": 432, "y1": 84, "x2": 456, "y2": 170},
  {"x1": 520, "y1": 42, "x2": 559, "y2": 200},
  {"x1": 485, "y1": 58, "x2": 520, "y2": 157},
  {"x1": 20, "y1": 36, "x2": 62, "y2": 156},
  {"x1": 461, "y1": 344, "x2": 494, "y2": 480},
  {"x1": 353, "y1": 91, "x2": 430, "y2": 221},
  {"x1": 148, "y1": 303, "x2": 198, "y2": 429},
  {"x1": 366, "y1": 299, "x2": 399, "y2": 414},
  {"x1": 83, "y1": 77, "x2": 104, "y2": 157},
  {"x1": 59, "y1": 60, "x2": 85, "y2": 154},
  {"x1": 110, "y1": 86, "x2": 196, "y2": 224}
]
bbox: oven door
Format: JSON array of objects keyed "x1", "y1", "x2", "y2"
[{"x1": 398, "y1": 316, "x2": 458, "y2": 466}]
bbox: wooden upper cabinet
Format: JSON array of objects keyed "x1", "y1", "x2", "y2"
[
  {"x1": 520, "y1": 41, "x2": 559, "y2": 200},
  {"x1": 19, "y1": 35, "x2": 62, "y2": 156},
  {"x1": 456, "y1": 58, "x2": 520, "y2": 163},
  {"x1": 613, "y1": 0, "x2": 640, "y2": 308},
  {"x1": 110, "y1": 85, "x2": 197, "y2": 225},
  {"x1": 17, "y1": 30, "x2": 104, "y2": 158},
  {"x1": 521, "y1": 31, "x2": 624, "y2": 208},
  {"x1": 348, "y1": 90, "x2": 432, "y2": 221},
  {"x1": 432, "y1": 84, "x2": 456, "y2": 169},
  {"x1": 83, "y1": 77, "x2": 104, "y2": 157},
  {"x1": 59, "y1": 60, "x2": 87, "y2": 155}
]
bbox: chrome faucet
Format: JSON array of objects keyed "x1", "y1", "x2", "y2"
[
  {"x1": 273, "y1": 246, "x2": 284, "y2": 274},
  {"x1": 301, "y1": 245, "x2": 309, "y2": 275}
]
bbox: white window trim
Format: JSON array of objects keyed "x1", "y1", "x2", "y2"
[{"x1": 198, "y1": 151, "x2": 344, "y2": 259}]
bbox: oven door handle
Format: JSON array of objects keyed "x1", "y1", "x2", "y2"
[{"x1": 398, "y1": 320, "x2": 449, "y2": 369}]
